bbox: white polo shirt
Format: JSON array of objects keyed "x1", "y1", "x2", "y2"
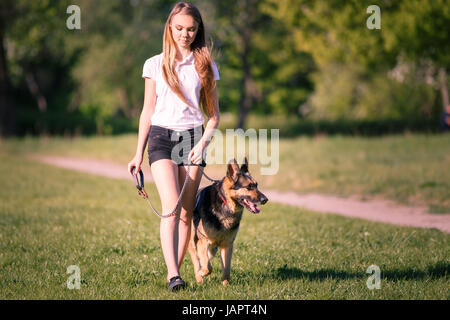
[{"x1": 142, "y1": 52, "x2": 220, "y2": 131}]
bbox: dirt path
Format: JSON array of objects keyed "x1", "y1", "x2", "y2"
[{"x1": 30, "y1": 154, "x2": 450, "y2": 233}]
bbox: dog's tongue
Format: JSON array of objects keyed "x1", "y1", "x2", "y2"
[
  {"x1": 248, "y1": 201, "x2": 260, "y2": 214},
  {"x1": 243, "y1": 199, "x2": 261, "y2": 214}
]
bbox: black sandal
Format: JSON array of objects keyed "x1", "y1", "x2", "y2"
[{"x1": 168, "y1": 276, "x2": 185, "y2": 292}]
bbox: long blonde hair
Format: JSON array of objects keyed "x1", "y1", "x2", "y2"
[{"x1": 162, "y1": 2, "x2": 217, "y2": 118}]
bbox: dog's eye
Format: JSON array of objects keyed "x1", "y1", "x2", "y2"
[{"x1": 247, "y1": 183, "x2": 257, "y2": 190}]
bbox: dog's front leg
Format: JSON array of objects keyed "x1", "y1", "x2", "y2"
[
  {"x1": 220, "y1": 245, "x2": 233, "y2": 286},
  {"x1": 197, "y1": 239, "x2": 212, "y2": 280}
]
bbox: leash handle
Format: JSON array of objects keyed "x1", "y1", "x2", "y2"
[{"x1": 132, "y1": 167, "x2": 144, "y2": 190}]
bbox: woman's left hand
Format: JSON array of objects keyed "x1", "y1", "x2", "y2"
[{"x1": 188, "y1": 140, "x2": 206, "y2": 165}]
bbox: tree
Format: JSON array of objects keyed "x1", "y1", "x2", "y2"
[
  {"x1": 0, "y1": 0, "x2": 18, "y2": 136},
  {"x1": 1, "y1": 0, "x2": 82, "y2": 136},
  {"x1": 210, "y1": 0, "x2": 314, "y2": 128},
  {"x1": 385, "y1": 0, "x2": 450, "y2": 110},
  {"x1": 71, "y1": 0, "x2": 169, "y2": 124},
  {"x1": 265, "y1": 0, "x2": 449, "y2": 120},
  {"x1": 210, "y1": 0, "x2": 264, "y2": 129}
]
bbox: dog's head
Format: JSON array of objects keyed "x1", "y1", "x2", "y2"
[{"x1": 223, "y1": 157, "x2": 268, "y2": 214}]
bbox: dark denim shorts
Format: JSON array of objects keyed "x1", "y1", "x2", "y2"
[{"x1": 147, "y1": 125, "x2": 206, "y2": 167}]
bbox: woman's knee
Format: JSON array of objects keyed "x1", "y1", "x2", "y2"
[{"x1": 178, "y1": 204, "x2": 192, "y2": 222}]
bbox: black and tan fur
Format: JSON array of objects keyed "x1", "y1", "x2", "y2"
[{"x1": 188, "y1": 157, "x2": 268, "y2": 286}]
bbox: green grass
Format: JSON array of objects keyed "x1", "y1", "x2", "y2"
[
  {"x1": 0, "y1": 149, "x2": 448, "y2": 299},
  {"x1": 2, "y1": 131, "x2": 450, "y2": 213}
]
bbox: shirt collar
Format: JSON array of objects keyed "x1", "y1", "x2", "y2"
[{"x1": 178, "y1": 52, "x2": 194, "y2": 66}]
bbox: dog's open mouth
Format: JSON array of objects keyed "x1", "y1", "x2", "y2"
[{"x1": 241, "y1": 198, "x2": 261, "y2": 214}]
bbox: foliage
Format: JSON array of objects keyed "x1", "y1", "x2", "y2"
[
  {"x1": 306, "y1": 63, "x2": 439, "y2": 120},
  {"x1": 2, "y1": 0, "x2": 449, "y2": 135},
  {"x1": 265, "y1": 0, "x2": 449, "y2": 121}
]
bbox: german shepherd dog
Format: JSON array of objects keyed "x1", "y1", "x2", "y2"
[{"x1": 188, "y1": 157, "x2": 268, "y2": 286}]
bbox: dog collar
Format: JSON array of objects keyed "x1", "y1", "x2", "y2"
[{"x1": 218, "y1": 189, "x2": 229, "y2": 207}]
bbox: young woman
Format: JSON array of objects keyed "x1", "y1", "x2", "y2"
[{"x1": 127, "y1": 2, "x2": 220, "y2": 291}]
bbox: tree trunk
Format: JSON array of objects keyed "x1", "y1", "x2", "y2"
[
  {"x1": 0, "y1": 29, "x2": 16, "y2": 137},
  {"x1": 118, "y1": 87, "x2": 133, "y2": 117},
  {"x1": 25, "y1": 69, "x2": 47, "y2": 112},
  {"x1": 237, "y1": 28, "x2": 253, "y2": 130},
  {"x1": 439, "y1": 68, "x2": 449, "y2": 109},
  {"x1": 236, "y1": 0, "x2": 260, "y2": 130}
]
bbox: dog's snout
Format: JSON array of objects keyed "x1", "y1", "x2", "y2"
[{"x1": 259, "y1": 194, "x2": 268, "y2": 204}]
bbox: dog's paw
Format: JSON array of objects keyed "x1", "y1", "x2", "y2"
[
  {"x1": 195, "y1": 274, "x2": 204, "y2": 284},
  {"x1": 222, "y1": 279, "x2": 229, "y2": 287},
  {"x1": 200, "y1": 268, "x2": 211, "y2": 277}
]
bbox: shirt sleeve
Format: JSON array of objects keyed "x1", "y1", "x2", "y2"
[
  {"x1": 142, "y1": 56, "x2": 157, "y2": 79},
  {"x1": 212, "y1": 61, "x2": 220, "y2": 81}
]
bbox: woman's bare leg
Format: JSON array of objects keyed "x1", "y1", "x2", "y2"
[{"x1": 150, "y1": 159, "x2": 181, "y2": 282}]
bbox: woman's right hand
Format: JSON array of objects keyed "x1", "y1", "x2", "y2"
[{"x1": 128, "y1": 153, "x2": 143, "y2": 178}]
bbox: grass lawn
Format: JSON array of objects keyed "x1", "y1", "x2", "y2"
[
  {"x1": 0, "y1": 148, "x2": 448, "y2": 299},
  {"x1": 3, "y1": 131, "x2": 450, "y2": 213}
]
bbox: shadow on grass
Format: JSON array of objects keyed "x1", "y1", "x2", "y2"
[{"x1": 272, "y1": 261, "x2": 449, "y2": 281}]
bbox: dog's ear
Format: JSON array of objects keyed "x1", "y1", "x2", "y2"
[
  {"x1": 227, "y1": 158, "x2": 240, "y2": 182},
  {"x1": 240, "y1": 156, "x2": 249, "y2": 173}
]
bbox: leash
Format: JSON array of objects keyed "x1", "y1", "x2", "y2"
[
  {"x1": 132, "y1": 165, "x2": 190, "y2": 218},
  {"x1": 132, "y1": 164, "x2": 222, "y2": 219},
  {"x1": 199, "y1": 169, "x2": 221, "y2": 184}
]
